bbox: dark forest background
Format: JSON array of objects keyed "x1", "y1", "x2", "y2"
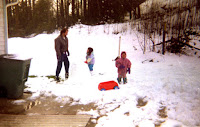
[{"x1": 6, "y1": 0, "x2": 145, "y2": 37}]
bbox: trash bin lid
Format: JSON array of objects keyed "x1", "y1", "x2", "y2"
[{"x1": 0, "y1": 54, "x2": 32, "y2": 61}]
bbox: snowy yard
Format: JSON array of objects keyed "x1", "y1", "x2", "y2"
[{"x1": 8, "y1": 23, "x2": 200, "y2": 127}]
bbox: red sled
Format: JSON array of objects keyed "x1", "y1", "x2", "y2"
[{"x1": 98, "y1": 81, "x2": 119, "y2": 91}]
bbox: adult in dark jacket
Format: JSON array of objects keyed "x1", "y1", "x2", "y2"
[{"x1": 55, "y1": 28, "x2": 70, "y2": 81}]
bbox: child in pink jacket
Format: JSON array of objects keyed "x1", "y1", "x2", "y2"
[{"x1": 115, "y1": 51, "x2": 131, "y2": 84}]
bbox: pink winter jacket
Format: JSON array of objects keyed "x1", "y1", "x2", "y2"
[{"x1": 115, "y1": 58, "x2": 131, "y2": 75}]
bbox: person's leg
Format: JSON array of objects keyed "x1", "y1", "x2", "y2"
[
  {"x1": 63, "y1": 54, "x2": 70, "y2": 79},
  {"x1": 88, "y1": 64, "x2": 94, "y2": 71},
  {"x1": 122, "y1": 73, "x2": 127, "y2": 84},
  {"x1": 56, "y1": 55, "x2": 63, "y2": 80},
  {"x1": 88, "y1": 64, "x2": 94, "y2": 75},
  {"x1": 117, "y1": 74, "x2": 122, "y2": 84}
]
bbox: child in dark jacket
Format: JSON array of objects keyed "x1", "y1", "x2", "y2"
[
  {"x1": 115, "y1": 51, "x2": 131, "y2": 84},
  {"x1": 85, "y1": 47, "x2": 95, "y2": 75}
]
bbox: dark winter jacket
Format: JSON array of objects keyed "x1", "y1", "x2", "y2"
[{"x1": 55, "y1": 35, "x2": 69, "y2": 58}]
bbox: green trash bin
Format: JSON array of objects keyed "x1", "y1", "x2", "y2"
[{"x1": 0, "y1": 54, "x2": 32, "y2": 99}]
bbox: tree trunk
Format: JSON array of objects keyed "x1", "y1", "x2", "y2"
[
  {"x1": 61, "y1": 0, "x2": 65, "y2": 27},
  {"x1": 77, "y1": 0, "x2": 79, "y2": 18},
  {"x1": 137, "y1": 5, "x2": 141, "y2": 18},
  {"x1": 72, "y1": 0, "x2": 75, "y2": 17},
  {"x1": 56, "y1": 0, "x2": 60, "y2": 27},
  {"x1": 65, "y1": 0, "x2": 69, "y2": 26},
  {"x1": 80, "y1": 0, "x2": 83, "y2": 17},
  {"x1": 14, "y1": 2, "x2": 20, "y2": 31},
  {"x1": 88, "y1": 0, "x2": 91, "y2": 21},
  {"x1": 83, "y1": 0, "x2": 86, "y2": 17}
]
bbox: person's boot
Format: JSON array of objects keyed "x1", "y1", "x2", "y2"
[
  {"x1": 117, "y1": 77, "x2": 122, "y2": 84},
  {"x1": 65, "y1": 73, "x2": 69, "y2": 79},
  {"x1": 123, "y1": 77, "x2": 127, "y2": 84},
  {"x1": 55, "y1": 76, "x2": 60, "y2": 82},
  {"x1": 90, "y1": 71, "x2": 94, "y2": 76}
]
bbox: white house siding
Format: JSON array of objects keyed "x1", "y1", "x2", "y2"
[{"x1": 0, "y1": 0, "x2": 5, "y2": 55}]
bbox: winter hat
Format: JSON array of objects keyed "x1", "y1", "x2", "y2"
[{"x1": 121, "y1": 51, "x2": 126, "y2": 57}]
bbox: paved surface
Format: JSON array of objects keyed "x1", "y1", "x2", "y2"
[
  {"x1": 0, "y1": 114, "x2": 90, "y2": 127},
  {"x1": 0, "y1": 93, "x2": 96, "y2": 127}
]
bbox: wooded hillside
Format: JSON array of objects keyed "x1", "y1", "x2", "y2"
[{"x1": 6, "y1": 0, "x2": 145, "y2": 37}]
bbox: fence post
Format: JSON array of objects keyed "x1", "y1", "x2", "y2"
[
  {"x1": 162, "y1": 22, "x2": 166, "y2": 55},
  {"x1": 144, "y1": 27, "x2": 146, "y2": 54}
]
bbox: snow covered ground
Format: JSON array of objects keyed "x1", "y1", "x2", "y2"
[{"x1": 8, "y1": 23, "x2": 200, "y2": 127}]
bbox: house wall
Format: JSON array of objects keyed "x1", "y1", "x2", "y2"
[{"x1": 0, "y1": 0, "x2": 5, "y2": 55}]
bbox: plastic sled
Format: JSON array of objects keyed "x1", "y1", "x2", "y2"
[{"x1": 98, "y1": 81, "x2": 119, "y2": 91}]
